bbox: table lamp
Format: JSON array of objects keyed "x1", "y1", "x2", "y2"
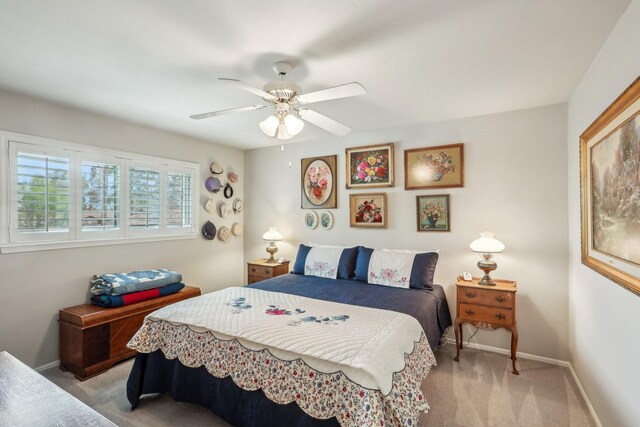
[
  {"x1": 262, "y1": 227, "x2": 283, "y2": 263},
  {"x1": 469, "y1": 232, "x2": 505, "y2": 286}
]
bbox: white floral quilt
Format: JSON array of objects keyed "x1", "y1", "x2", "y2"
[{"x1": 128, "y1": 287, "x2": 436, "y2": 426}]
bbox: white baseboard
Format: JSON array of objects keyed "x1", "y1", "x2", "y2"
[
  {"x1": 35, "y1": 359, "x2": 59, "y2": 373},
  {"x1": 444, "y1": 339, "x2": 601, "y2": 427}
]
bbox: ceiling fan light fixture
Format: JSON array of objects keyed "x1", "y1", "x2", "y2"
[
  {"x1": 284, "y1": 113, "x2": 304, "y2": 136},
  {"x1": 259, "y1": 115, "x2": 279, "y2": 137},
  {"x1": 276, "y1": 122, "x2": 292, "y2": 140}
]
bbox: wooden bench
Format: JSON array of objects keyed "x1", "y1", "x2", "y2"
[
  {"x1": 59, "y1": 285, "x2": 201, "y2": 380},
  {"x1": 0, "y1": 351, "x2": 116, "y2": 426}
]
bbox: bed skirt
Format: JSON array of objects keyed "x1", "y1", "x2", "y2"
[{"x1": 127, "y1": 350, "x2": 340, "y2": 427}]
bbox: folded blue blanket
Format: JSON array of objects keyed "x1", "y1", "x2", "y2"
[
  {"x1": 91, "y1": 282, "x2": 185, "y2": 308},
  {"x1": 90, "y1": 269, "x2": 182, "y2": 296}
]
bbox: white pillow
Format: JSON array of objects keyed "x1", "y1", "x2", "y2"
[
  {"x1": 379, "y1": 248, "x2": 440, "y2": 254},
  {"x1": 304, "y1": 247, "x2": 343, "y2": 279},
  {"x1": 308, "y1": 242, "x2": 349, "y2": 249},
  {"x1": 368, "y1": 249, "x2": 415, "y2": 289}
]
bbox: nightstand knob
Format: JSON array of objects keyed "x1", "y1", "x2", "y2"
[
  {"x1": 465, "y1": 309, "x2": 475, "y2": 316},
  {"x1": 495, "y1": 296, "x2": 506, "y2": 303},
  {"x1": 465, "y1": 291, "x2": 476, "y2": 298},
  {"x1": 495, "y1": 313, "x2": 506, "y2": 320},
  {"x1": 251, "y1": 268, "x2": 256, "y2": 273},
  {"x1": 264, "y1": 269, "x2": 270, "y2": 274}
]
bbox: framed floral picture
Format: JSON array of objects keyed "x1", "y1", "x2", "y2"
[
  {"x1": 349, "y1": 193, "x2": 387, "y2": 228},
  {"x1": 404, "y1": 143, "x2": 464, "y2": 189},
  {"x1": 301, "y1": 155, "x2": 337, "y2": 209},
  {"x1": 345, "y1": 143, "x2": 394, "y2": 188},
  {"x1": 580, "y1": 76, "x2": 640, "y2": 296},
  {"x1": 416, "y1": 194, "x2": 450, "y2": 232}
]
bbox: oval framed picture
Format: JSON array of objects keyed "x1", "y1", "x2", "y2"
[
  {"x1": 301, "y1": 155, "x2": 337, "y2": 209},
  {"x1": 304, "y1": 211, "x2": 318, "y2": 229},
  {"x1": 320, "y1": 211, "x2": 333, "y2": 230}
]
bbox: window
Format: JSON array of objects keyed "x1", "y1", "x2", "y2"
[
  {"x1": 128, "y1": 166, "x2": 161, "y2": 231},
  {"x1": 2, "y1": 132, "x2": 198, "y2": 252},
  {"x1": 166, "y1": 171, "x2": 193, "y2": 230}
]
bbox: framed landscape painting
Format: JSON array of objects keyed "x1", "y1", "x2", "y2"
[
  {"x1": 580, "y1": 76, "x2": 640, "y2": 296},
  {"x1": 349, "y1": 193, "x2": 387, "y2": 228},
  {"x1": 301, "y1": 155, "x2": 337, "y2": 209},
  {"x1": 416, "y1": 194, "x2": 450, "y2": 232},
  {"x1": 404, "y1": 143, "x2": 464, "y2": 189},
  {"x1": 345, "y1": 143, "x2": 394, "y2": 188}
]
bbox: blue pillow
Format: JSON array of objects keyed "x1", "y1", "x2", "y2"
[
  {"x1": 409, "y1": 252, "x2": 439, "y2": 290},
  {"x1": 291, "y1": 244, "x2": 312, "y2": 274},
  {"x1": 292, "y1": 244, "x2": 359, "y2": 280},
  {"x1": 354, "y1": 248, "x2": 439, "y2": 290},
  {"x1": 354, "y1": 246, "x2": 374, "y2": 281}
]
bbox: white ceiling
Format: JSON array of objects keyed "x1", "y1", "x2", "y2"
[{"x1": 0, "y1": 0, "x2": 630, "y2": 149}]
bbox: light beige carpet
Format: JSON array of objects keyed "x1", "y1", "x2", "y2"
[{"x1": 43, "y1": 344, "x2": 596, "y2": 427}]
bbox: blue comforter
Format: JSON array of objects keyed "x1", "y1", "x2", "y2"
[{"x1": 248, "y1": 273, "x2": 452, "y2": 352}]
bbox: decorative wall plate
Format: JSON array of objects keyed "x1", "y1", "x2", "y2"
[
  {"x1": 201, "y1": 221, "x2": 216, "y2": 240},
  {"x1": 210, "y1": 162, "x2": 224, "y2": 174},
  {"x1": 233, "y1": 198, "x2": 243, "y2": 213},
  {"x1": 320, "y1": 211, "x2": 333, "y2": 230},
  {"x1": 231, "y1": 223, "x2": 243, "y2": 237},
  {"x1": 218, "y1": 225, "x2": 232, "y2": 243},
  {"x1": 205, "y1": 176, "x2": 222, "y2": 193},
  {"x1": 304, "y1": 211, "x2": 318, "y2": 229}
]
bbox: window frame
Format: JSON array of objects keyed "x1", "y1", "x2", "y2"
[{"x1": 0, "y1": 130, "x2": 199, "y2": 253}]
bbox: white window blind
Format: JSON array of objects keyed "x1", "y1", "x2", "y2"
[
  {"x1": 128, "y1": 167, "x2": 161, "y2": 230},
  {"x1": 16, "y1": 152, "x2": 70, "y2": 233},
  {"x1": 166, "y1": 171, "x2": 192, "y2": 229},
  {"x1": 81, "y1": 160, "x2": 120, "y2": 232}
]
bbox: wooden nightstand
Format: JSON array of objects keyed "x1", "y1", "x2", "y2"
[
  {"x1": 453, "y1": 276, "x2": 519, "y2": 374},
  {"x1": 247, "y1": 259, "x2": 290, "y2": 284}
]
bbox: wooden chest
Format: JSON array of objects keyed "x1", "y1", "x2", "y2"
[{"x1": 59, "y1": 285, "x2": 201, "y2": 380}]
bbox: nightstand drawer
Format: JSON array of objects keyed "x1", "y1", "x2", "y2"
[
  {"x1": 459, "y1": 303, "x2": 513, "y2": 326},
  {"x1": 457, "y1": 287, "x2": 513, "y2": 308},
  {"x1": 248, "y1": 265, "x2": 275, "y2": 278}
]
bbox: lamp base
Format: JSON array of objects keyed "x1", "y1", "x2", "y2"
[
  {"x1": 477, "y1": 257, "x2": 497, "y2": 286},
  {"x1": 265, "y1": 243, "x2": 278, "y2": 264}
]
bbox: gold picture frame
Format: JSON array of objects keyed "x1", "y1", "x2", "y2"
[
  {"x1": 345, "y1": 143, "x2": 394, "y2": 189},
  {"x1": 404, "y1": 143, "x2": 464, "y2": 190},
  {"x1": 349, "y1": 193, "x2": 387, "y2": 228},
  {"x1": 580, "y1": 76, "x2": 640, "y2": 296},
  {"x1": 301, "y1": 155, "x2": 337, "y2": 209}
]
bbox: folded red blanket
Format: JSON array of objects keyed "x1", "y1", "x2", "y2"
[{"x1": 91, "y1": 282, "x2": 185, "y2": 308}]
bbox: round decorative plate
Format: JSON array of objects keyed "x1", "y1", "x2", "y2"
[
  {"x1": 320, "y1": 211, "x2": 333, "y2": 230},
  {"x1": 210, "y1": 162, "x2": 224, "y2": 174},
  {"x1": 231, "y1": 223, "x2": 243, "y2": 237},
  {"x1": 201, "y1": 221, "x2": 216, "y2": 240},
  {"x1": 304, "y1": 211, "x2": 318, "y2": 229},
  {"x1": 303, "y1": 159, "x2": 333, "y2": 206},
  {"x1": 233, "y1": 198, "x2": 243, "y2": 213},
  {"x1": 205, "y1": 176, "x2": 222, "y2": 193},
  {"x1": 218, "y1": 225, "x2": 232, "y2": 243}
]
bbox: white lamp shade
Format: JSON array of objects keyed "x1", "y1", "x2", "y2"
[
  {"x1": 284, "y1": 113, "x2": 304, "y2": 136},
  {"x1": 259, "y1": 115, "x2": 279, "y2": 137},
  {"x1": 469, "y1": 232, "x2": 505, "y2": 253},
  {"x1": 262, "y1": 227, "x2": 283, "y2": 241}
]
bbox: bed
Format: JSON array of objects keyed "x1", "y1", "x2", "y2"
[{"x1": 126, "y1": 273, "x2": 451, "y2": 426}]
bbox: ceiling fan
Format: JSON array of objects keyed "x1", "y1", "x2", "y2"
[{"x1": 190, "y1": 62, "x2": 366, "y2": 140}]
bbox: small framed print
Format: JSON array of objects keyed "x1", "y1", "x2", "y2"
[
  {"x1": 304, "y1": 211, "x2": 318, "y2": 229},
  {"x1": 345, "y1": 143, "x2": 394, "y2": 189},
  {"x1": 404, "y1": 143, "x2": 464, "y2": 189},
  {"x1": 416, "y1": 194, "x2": 450, "y2": 232},
  {"x1": 320, "y1": 211, "x2": 333, "y2": 230},
  {"x1": 349, "y1": 193, "x2": 387, "y2": 228},
  {"x1": 301, "y1": 155, "x2": 337, "y2": 209}
]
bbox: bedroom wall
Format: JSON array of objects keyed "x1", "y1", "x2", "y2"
[
  {"x1": 244, "y1": 103, "x2": 569, "y2": 361},
  {"x1": 567, "y1": 1, "x2": 640, "y2": 426},
  {"x1": 0, "y1": 89, "x2": 244, "y2": 368}
]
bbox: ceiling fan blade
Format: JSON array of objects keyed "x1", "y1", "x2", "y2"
[
  {"x1": 218, "y1": 78, "x2": 278, "y2": 102},
  {"x1": 190, "y1": 104, "x2": 267, "y2": 120},
  {"x1": 297, "y1": 108, "x2": 351, "y2": 136},
  {"x1": 296, "y1": 82, "x2": 366, "y2": 104}
]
